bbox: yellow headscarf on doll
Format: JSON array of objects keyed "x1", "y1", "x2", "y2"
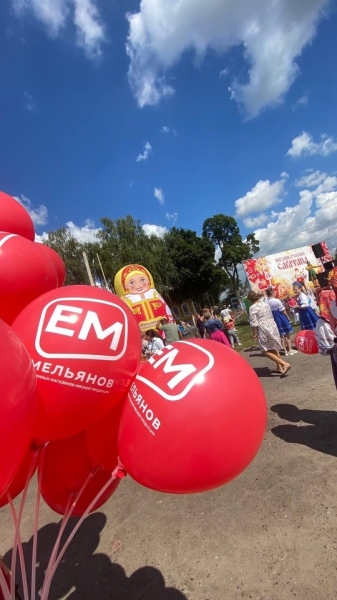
[{"x1": 114, "y1": 264, "x2": 155, "y2": 298}]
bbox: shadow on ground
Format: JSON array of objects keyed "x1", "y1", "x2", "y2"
[
  {"x1": 3, "y1": 513, "x2": 188, "y2": 600},
  {"x1": 252, "y1": 367, "x2": 282, "y2": 378},
  {"x1": 271, "y1": 404, "x2": 337, "y2": 457}
]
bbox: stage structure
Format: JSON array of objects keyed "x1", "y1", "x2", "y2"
[{"x1": 242, "y1": 242, "x2": 333, "y2": 299}]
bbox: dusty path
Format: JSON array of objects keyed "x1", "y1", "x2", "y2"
[{"x1": 1, "y1": 347, "x2": 337, "y2": 600}]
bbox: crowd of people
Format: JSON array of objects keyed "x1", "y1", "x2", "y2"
[
  {"x1": 140, "y1": 267, "x2": 337, "y2": 388},
  {"x1": 248, "y1": 267, "x2": 337, "y2": 381},
  {"x1": 141, "y1": 308, "x2": 243, "y2": 359}
]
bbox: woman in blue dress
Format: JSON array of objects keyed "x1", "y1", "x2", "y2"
[
  {"x1": 293, "y1": 282, "x2": 320, "y2": 331},
  {"x1": 266, "y1": 288, "x2": 296, "y2": 356}
]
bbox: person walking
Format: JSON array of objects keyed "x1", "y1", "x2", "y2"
[
  {"x1": 156, "y1": 318, "x2": 182, "y2": 344},
  {"x1": 203, "y1": 314, "x2": 231, "y2": 347},
  {"x1": 248, "y1": 291, "x2": 291, "y2": 377},
  {"x1": 266, "y1": 288, "x2": 296, "y2": 356}
]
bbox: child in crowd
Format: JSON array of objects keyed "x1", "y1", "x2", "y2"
[
  {"x1": 222, "y1": 317, "x2": 242, "y2": 348},
  {"x1": 287, "y1": 295, "x2": 300, "y2": 324}
]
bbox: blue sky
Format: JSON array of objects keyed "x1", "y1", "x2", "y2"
[{"x1": 1, "y1": 0, "x2": 337, "y2": 256}]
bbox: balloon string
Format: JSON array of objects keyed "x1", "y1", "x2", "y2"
[
  {"x1": 11, "y1": 449, "x2": 39, "y2": 600},
  {"x1": 40, "y1": 470, "x2": 97, "y2": 600},
  {"x1": 6, "y1": 494, "x2": 29, "y2": 600},
  {"x1": 43, "y1": 493, "x2": 74, "y2": 584},
  {"x1": 41, "y1": 461, "x2": 124, "y2": 600},
  {"x1": 30, "y1": 447, "x2": 45, "y2": 600},
  {"x1": 0, "y1": 564, "x2": 11, "y2": 600}
]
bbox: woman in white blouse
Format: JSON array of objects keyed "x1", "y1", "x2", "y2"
[{"x1": 293, "y1": 283, "x2": 319, "y2": 331}]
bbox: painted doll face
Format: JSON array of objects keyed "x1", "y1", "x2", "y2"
[{"x1": 126, "y1": 274, "x2": 150, "y2": 294}]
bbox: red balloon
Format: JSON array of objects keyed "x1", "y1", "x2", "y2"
[
  {"x1": 294, "y1": 330, "x2": 319, "y2": 354},
  {"x1": 39, "y1": 244, "x2": 66, "y2": 287},
  {"x1": 40, "y1": 433, "x2": 120, "y2": 516},
  {"x1": 118, "y1": 339, "x2": 267, "y2": 494},
  {"x1": 0, "y1": 191, "x2": 35, "y2": 241},
  {"x1": 86, "y1": 403, "x2": 123, "y2": 473},
  {"x1": 0, "y1": 319, "x2": 37, "y2": 500},
  {"x1": 0, "y1": 447, "x2": 38, "y2": 508},
  {"x1": 0, "y1": 232, "x2": 58, "y2": 324},
  {"x1": 12, "y1": 285, "x2": 141, "y2": 441}
]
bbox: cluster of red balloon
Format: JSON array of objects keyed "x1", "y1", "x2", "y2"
[{"x1": 0, "y1": 191, "x2": 268, "y2": 529}]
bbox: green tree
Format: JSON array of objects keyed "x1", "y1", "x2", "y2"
[
  {"x1": 202, "y1": 214, "x2": 259, "y2": 296},
  {"x1": 44, "y1": 227, "x2": 99, "y2": 285},
  {"x1": 164, "y1": 227, "x2": 229, "y2": 305}
]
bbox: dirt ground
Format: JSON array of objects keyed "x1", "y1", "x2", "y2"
[{"x1": 1, "y1": 346, "x2": 337, "y2": 600}]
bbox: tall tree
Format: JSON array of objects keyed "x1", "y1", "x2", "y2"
[
  {"x1": 164, "y1": 227, "x2": 229, "y2": 305},
  {"x1": 44, "y1": 228, "x2": 99, "y2": 286},
  {"x1": 202, "y1": 215, "x2": 259, "y2": 296}
]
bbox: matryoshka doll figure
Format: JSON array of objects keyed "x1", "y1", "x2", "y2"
[{"x1": 114, "y1": 264, "x2": 173, "y2": 332}]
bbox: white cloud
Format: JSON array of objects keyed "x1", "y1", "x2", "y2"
[
  {"x1": 35, "y1": 232, "x2": 49, "y2": 243},
  {"x1": 126, "y1": 0, "x2": 329, "y2": 117},
  {"x1": 252, "y1": 173, "x2": 337, "y2": 255},
  {"x1": 296, "y1": 170, "x2": 327, "y2": 188},
  {"x1": 136, "y1": 141, "x2": 152, "y2": 162},
  {"x1": 219, "y1": 68, "x2": 229, "y2": 79},
  {"x1": 24, "y1": 91, "x2": 36, "y2": 111},
  {"x1": 66, "y1": 218, "x2": 101, "y2": 243},
  {"x1": 291, "y1": 94, "x2": 309, "y2": 111},
  {"x1": 165, "y1": 212, "x2": 178, "y2": 224},
  {"x1": 243, "y1": 213, "x2": 269, "y2": 228},
  {"x1": 35, "y1": 218, "x2": 101, "y2": 243},
  {"x1": 154, "y1": 187, "x2": 165, "y2": 205},
  {"x1": 287, "y1": 131, "x2": 337, "y2": 158},
  {"x1": 160, "y1": 125, "x2": 177, "y2": 135},
  {"x1": 235, "y1": 176, "x2": 286, "y2": 217},
  {"x1": 14, "y1": 194, "x2": 48, "y2": 226},
  {"x1": 72, "y1": 0, "x2": 105, "y2": 58},
  {"x1": 12, "y1": 0, "x2": 105, "y2": 58},
  {"x1": 142, "y1": 223, "x2": 168, "y2": 237},
  {"x1": 215, "y1": 246, "x2": 222, "y2": 262}
]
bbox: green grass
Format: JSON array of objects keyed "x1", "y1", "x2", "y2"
[
  {"x1": 235, "y1": 322, "x2": 302, "y2": 352},
  {"x1": 235, "y1": 323, "x2": 254, "y2": 351}
]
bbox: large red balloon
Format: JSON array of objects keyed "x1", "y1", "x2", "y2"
[
  {"x1": 39, "y1": 244, "x2": 66, "y2": 287},
  {"x1": 12, "y1": 286, "x2": 141, "y2": 441},
  {"x1": 118, "y1": 339, "x2": 267, "y2": 494},
  {"x1": 40, "y1": 433, "x2": 120, "y2": 516},
  {"x1": 294, "y1": 330, "x2": 318, "y2": 354},
  {"x1": 0, "y1": 191, "x2": 35, "y2": 241},
  {"x1": 0, "y1": 319, "x2": 37, "y2": 500},
  {"x1": 86, "y1": 403, "x2": 123, "y2": 472},
  {"x1": 0, "y1": 233, "x2": 58, "y2": 324},
  {"x1": 0, "y1": 447, "x2": 38, "y2": 508}
]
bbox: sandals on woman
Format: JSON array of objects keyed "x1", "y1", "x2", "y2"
[{"x1": 280, "y1": 364, "x2": 292, "y2": 378}]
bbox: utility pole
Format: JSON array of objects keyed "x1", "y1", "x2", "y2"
[
  {"x1": 82, "y1": 252, "x2": 95, "y2": 286},
  {"x1": 96, "y1": 253, "x2": 109, "y2": 289}
]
